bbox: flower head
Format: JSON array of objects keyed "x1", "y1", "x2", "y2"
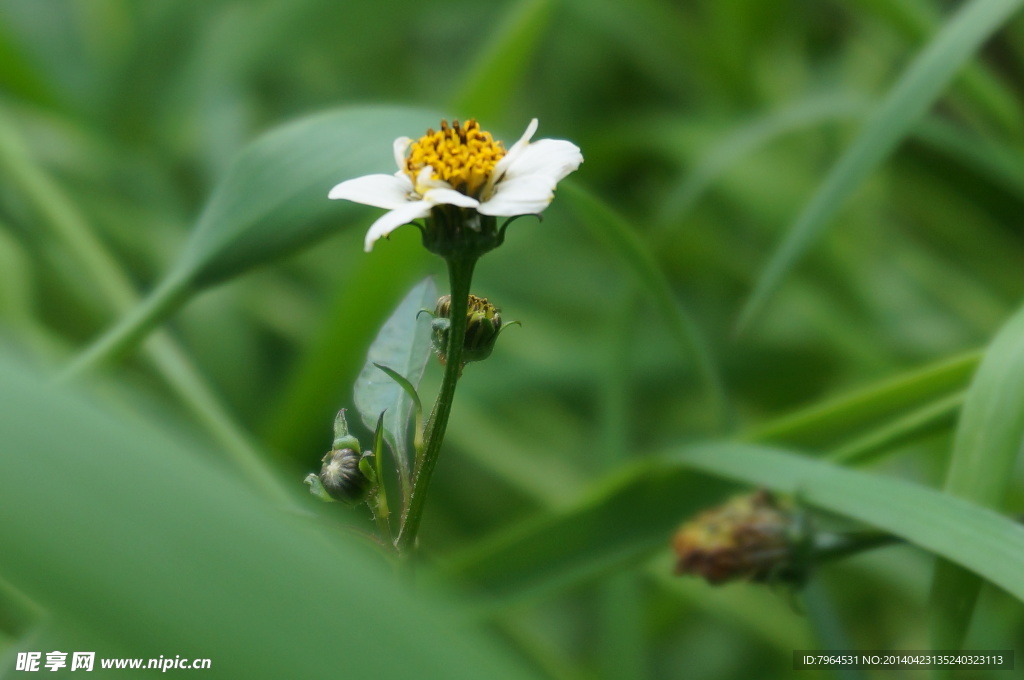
[
  {"x1": 672, "y1": 490, "x2": 803, "y2": 585},
  {"x1": 329, "y1": 118, "x2": 582, "y2": 254}
]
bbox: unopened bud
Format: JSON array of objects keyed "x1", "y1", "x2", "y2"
[
  {"x1": 305, "y1": 409, "x2": 375, "y2": 505},
  {"x1": 431, "y1": 294, "x2": 513, "y2": 365},
  {"x1": 317, "y1": 448, "x2": 373, "y2": 505},
  {"x1": 672, "y1": 490, "x2": 804, "y2": 586}
]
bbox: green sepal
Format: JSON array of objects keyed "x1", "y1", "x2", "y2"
[
  {"x1": 332, "y1": 409, "x2": 361, "y2": 452},
  {"x1": 358, "y1": 453, "x2": 377, "y2": 484},
  {"x1": 303, "y1": 473, "x2": 336, "y2": 503}
]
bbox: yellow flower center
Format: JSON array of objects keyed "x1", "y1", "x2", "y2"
[{"x1": 406, "y1": 119, "x2": 506, "y2": 197}]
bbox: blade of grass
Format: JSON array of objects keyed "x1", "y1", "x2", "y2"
[
  {"x1": 826, "y1": 391, "x2": 963, "y2": 465},
  {"x1": 63, "y1": 106, "x2": 440, "y2": 379},
  {"x1": 930, "y1": 303, "x2": 1024, "y2": 648},
  {"x1": 450, "y1": 0, "x2": 554, "y2": 122},
  {"x1": 744, "y1": 350, "x2": 980, "y2": 450},
  {"x1": 561, "y1": 182, "x2": 728, "y2": 430},
  {"x1": 853, "y1": 0, "x2": 1023, "y2": 136},
  {"x1": 0, "y1": 105, "x2": 291, "y2": 506},
  {"x1": 676, "y1": 444, "x2": 1024, "y2": 603},
  {"x1": 737, "y1": 0, "x2": 1024, "y2": 333},
  {"x1": 0, "y1": 355, "x2": 537, "y2": 680},
  {"x1": 447, "y1": 443, "x2": 1024, "y2": 606},
  {"x1": 657, "y1": 93, "x2": 868, "y2": 225}
]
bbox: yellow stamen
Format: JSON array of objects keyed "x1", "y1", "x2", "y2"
[{"x1": 406, "y1": 119, "x2": 506, "y2": 197}]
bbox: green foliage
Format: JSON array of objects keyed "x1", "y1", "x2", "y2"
[
  {"x1": 739, "y1": 0, "x2": 1024, "y2": 331},
  {"x1": 353, "y1": 277, "x2": 437, "y2": 492},
  {"x1": 930, "y1": 302, "x2": 1024, "y2": 648},
  {"x1": 0, "y1": 357, "x2": 534, "y2": 680},
  {"x1": 2, "y1": 0, "x2": 1024, "y2": 677}
]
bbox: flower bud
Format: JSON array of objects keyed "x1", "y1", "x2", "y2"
[
  {"x1": 431, "y1": 294, "x2": 510, "y2": 365},
  {"x1": 672, "y1": 490, "x2": 804, "y2": 586},
  {"x1": 305, "y1": 408, "x2": 375, "y2": 505},
  {"x1": 316, "y1": 447, "x2": 373, "y2": 505}
]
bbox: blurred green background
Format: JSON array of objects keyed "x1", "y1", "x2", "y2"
[{"x1": 1, "y1": 0, "x2": 1023, "y2": 678}]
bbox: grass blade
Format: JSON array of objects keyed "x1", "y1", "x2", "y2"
[
  {"x1": 447, "y1": 443, "x2": 1024, "y2": 606},
  {"x1": 561, "y1": 182, "x2": 728, "y2": 429},
  {"x1": 738, "y1": 0, "x2": 1024, "y2": 332},
  {"x1": 745, "y1": 350, "x2": 980, "y2": 450},
  {"x1": 65, "y1": 105, "x2": 441, "y2": 377},
  {"x1": 450, "y1": 0, "x2": 555, "y2": 122},
  {"x1": 930, "y1": 304, "x2": 1024, "y2": 648},
  {"x1": 0, "y1": 354, "x2": 536, "y2": 680}
]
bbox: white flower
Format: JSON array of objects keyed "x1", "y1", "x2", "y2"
[{"x1": 328, "y1": 119, "x2": 583, "y2": 251}]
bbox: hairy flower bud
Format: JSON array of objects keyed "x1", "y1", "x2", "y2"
[
  {"x1": 672, "y1": 490, "x2": 804, "y2": 586},
  {"x1": 304, "y1": 409, "x2": 376, "y2": 505},
  {"x1": 317, "y1": 448, "x2": 373, "y2": 505}
]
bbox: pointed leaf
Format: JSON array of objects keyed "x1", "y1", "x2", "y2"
[
  {"x1": 930, "y1": 303, "x2": 1024, "y2": 648},
  {"x1": 0, "y1": 354, "x2": 537, "y2": 679},
  {"x1": 561, "y1": 182, "x2": 727, "y2": 428},
  {"x1": 354, "y1": 277, "x2": 438, "y2": 489},
  {"x1": 174, "y1": 105, "x2": 440, "y2": 287},
  {"x1": 62, "y1": 106, "x2": 442, "y2": 377},
  {"x1": 374, "y1": 362, "x2": 425, "y2": 456}
]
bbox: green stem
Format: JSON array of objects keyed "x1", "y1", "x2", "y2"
[
  {"x1": 811, "y1": 530, "x2": 901, "y2": 565},
  {"x1": 397, "y1": 255, "x2": 476, "y2": 554}
]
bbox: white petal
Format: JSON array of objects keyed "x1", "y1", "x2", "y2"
[
  {"x1": 393, "y1": 136, "x2": 412, "y2": 172},
  {"x1": 423, "y1": 187, "x2": 480, "y2": 209},
  {"x1": 478, "y1": 175, "x2": 556, "y2": 216},
  {"x1": 363, "y1": 201, "x2": 432, "y2": 252},
  {"x1": 499, "y1": 138, "x2": 583, "y2": 184},
  {"x1": 329, "y1": 173, "x2": 415, "y2": 209},
  {"x1": 489, "y1": 118, "x2": 538, "y2": 187}
]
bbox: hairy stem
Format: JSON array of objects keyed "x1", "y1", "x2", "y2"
[{"x1": 397, "y1": 256, "x2": 476, "y2": 554}]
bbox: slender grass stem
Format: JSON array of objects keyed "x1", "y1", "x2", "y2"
[{"x1": 56, "y1": 274, "x2": 192, "y2": 383}]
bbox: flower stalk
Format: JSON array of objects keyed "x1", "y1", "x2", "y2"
[
  {"x1": 397, "y1": 255, "x2": 476, "y2": 554},
  {"x1": 323, "y1": 117, "x2": 581, "y2": 559}
]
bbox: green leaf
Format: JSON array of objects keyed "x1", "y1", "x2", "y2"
[
  {"x1": 657, "y1": 92, "x2": 868, "y2": 224},
  {"x1": 930, "y1": 303, "x2": 1024, "y2": 648},
  {"x1": 444, "y1": 465, "x2": 732, "y2": 603},
  {"x1": 451, "y1": 0, "x2": 555, "y2": 123},
  {"x1": 561, "y1": 182, "x2": 728, "y2": 429},
  {"x1": 675, "y1": 444, "x2": 1024, "y2": 604},
  {"x1": 374, "y1": 362, "x2": 425, "y2": 457},
  {"x1": 738, "y1": 0, "x2": 1024, "y2": 332},
  {"x1": 746, "y1": 350, "x2": 980, "y2": 450},
  {"x1": 0, "y1": 354, "x2": 536, "y2": 680},
  {"x1": 63, "y1": 105, "x2": 441, "y2": 378},
  {"x1": 263, "y1": 237, "x2": 430, "y2": 458},
  {"x1": 447, "y1": 443, "x2": 1024, "y2": 608},
  {"x1": 175, "y1": 105, "x2": 440, "y2": 287},
  {"x1": 354, "y1": 277, "x2": 438, "y2": 493}
]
